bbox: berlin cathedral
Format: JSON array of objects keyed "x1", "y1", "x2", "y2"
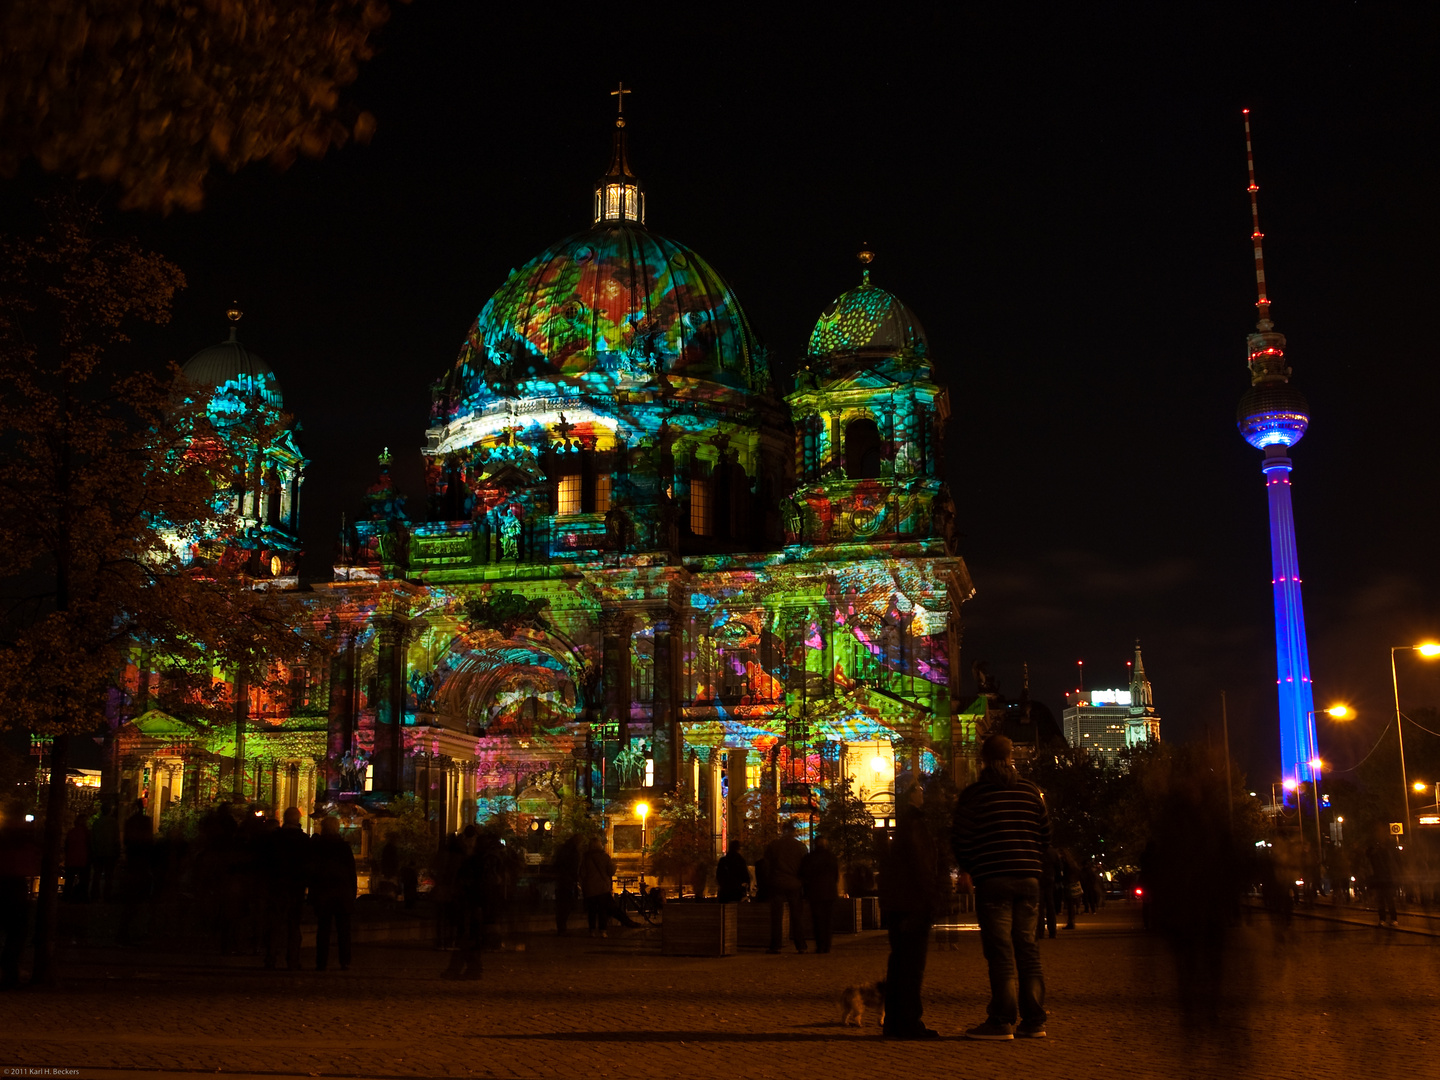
[{"x1": 117, "y1": 99, "x2": 978, "y2": 860}]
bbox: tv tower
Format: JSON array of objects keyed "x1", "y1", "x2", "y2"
[{"x1": 1236, "y1": 110, "x2": 1318, "y2": 789}]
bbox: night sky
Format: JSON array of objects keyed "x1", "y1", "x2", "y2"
[{"x1": 13, "y1": 5, "x2": 1438, "y2": 784}]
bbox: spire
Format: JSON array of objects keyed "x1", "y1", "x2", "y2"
[
  {"x1": 594, "y1": 82, "x2": 645, "y2": 224},
  {"x1": 1129, "y1": 640, "x2": 1154, "y2": 713},
  {"x1": 226, "y1": 302, "x2": 242, "y2": 343},
  {"x1": 1242, "y1": 110, "x2": 1288, "y2": 386},
  {"x1": 858, "y1": 244, "x2": 874, "y2": 287}
]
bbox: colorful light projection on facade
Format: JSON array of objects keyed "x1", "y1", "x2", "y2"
[
  {"x1": 174, "y1": 309, "x2": 308, "y2": 582},
  {"x1": 119, "y1": 103, "x2": 974, "y2": 850},
  {"x1": 1236, "y1": 112, "x2": 1318, "y2": 787}
]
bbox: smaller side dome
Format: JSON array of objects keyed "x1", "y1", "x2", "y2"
[
  {"x1": 181, "y1": 324, "x2": 284, "y2": 422},
  {"x1": 809, "y1": 276, "x2": 927, "y2": 358}
]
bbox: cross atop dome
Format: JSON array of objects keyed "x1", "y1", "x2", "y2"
[
  {"x1": 611, "y1": 81, "x2": 631, "y2": 127},
  {"x1": 594, "y1": 83, "x2": 645, "y2": 225}
]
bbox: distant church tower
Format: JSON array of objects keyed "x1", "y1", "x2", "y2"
[
  {"x1": 1234, "y1": 112, "x2": 1318, "y2": 788},
  {"x1": 1126, "y1": 641, "x2": 1159, "y2": 745}
]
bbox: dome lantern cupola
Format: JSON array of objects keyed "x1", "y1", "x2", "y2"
[{"x1": 593, "y1": 82, "x2": 644, "y2": 225}]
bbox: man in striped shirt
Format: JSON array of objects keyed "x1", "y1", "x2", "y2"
[{"x1": 952, "y1": 734, "x2": 1051, "y2": 1040}]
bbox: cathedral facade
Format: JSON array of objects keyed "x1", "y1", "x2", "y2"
[{"x1": 117, "y1": 110, "x2": 975, "y2": 854}]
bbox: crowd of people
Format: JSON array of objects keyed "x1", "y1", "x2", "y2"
[{"x1": 1, "y1": 798, "x2": 358, "y2": 982}]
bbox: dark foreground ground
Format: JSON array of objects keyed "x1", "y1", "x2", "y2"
[{"x1": 2, "y1": 902, "x2": 1436, "y2": 1080}]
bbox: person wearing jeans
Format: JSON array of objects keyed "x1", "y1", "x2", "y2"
[
  {"x1": 952, "y1": 734, "x2": 1052, "y2": 1040},
  {"x1": 976, "y1": 874, "x2": 1046, "y2": 1033}
]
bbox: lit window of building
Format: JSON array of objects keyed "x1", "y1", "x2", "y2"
[
  {"x1": 690, "y1": 478, "x2": 711, "y2": 536},
  {"x1": 557, "y1": 475, "x2": 582, "y2": 515},
  {"x1": 596, "y1": 473, "x2": 612, "y2": 515}
]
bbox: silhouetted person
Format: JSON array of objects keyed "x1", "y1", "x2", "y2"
[
  {"x1": 1367, "y1": 826, "x2": 1399, "y2": 926},
  {"x1": 118, "y1": 800, "x2": 154, "y2": 943},
  {"x1": 553, "y1": 834, "x2": 581, "y2": 935},
  {"x1": 1328, "y1": 844, "x2": 1350, "y2": 907},
  {"x1": 1039, "y1": 845, "x2": 1059, "y2": 939},
  {"x1": 310, "y1": 816, "x2": 356, "y2": 971},
  {"x1": 953, "y1": 734, "x2": 1050, "y2": 1040},
  {"x1": 263, "y1": 808, "x2": 308, "y2": 970},
  {"x1": 800, "y1": 836, "x2": 839, "y2": 954},
  {"x1": 580, "y1": 836, "x2": 615, "y2": 938},
  {"x1": 89, "y1": 801, "x2": 120, "y2": 902},
  {"x1": 443, "y1": 827, "x2": 484, "y2": 979},
  {"x1": 1081, "y1": 859, "x2": 1102, "y2": 914},
  {"x1": 1142, "y1": 761, "x2": 1243, "y2": 1034},
  {"x1": 1060, "y1": 848, "x2": 1082, "y2": 929},
  {"x1": 0, "y1": 811, "x2": 40, "y2": 988},
  {"x1": 231, "y1": 805, "x2": 270, "y2": 954},
  {"x1": 198, "y1": 803, "x2": 238, "y2": 953},
  {"x1": 432, "y1": 834, "x2": 463, "y2": 949},
  {"x1": 880, "y1": 785, "x2": 940, "y2": 1038},
  {"x1": 63, "y1": 813, "x2": 91, "y2": 903},
  {"x1": 765, "y1": 821, "x2": 808, "y2": 953},
  {"x1": 716, "y1": 840, "x2": 750, "y2": 903}
]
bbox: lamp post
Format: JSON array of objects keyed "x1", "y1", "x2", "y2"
[
  {"x1": 1305, "y1": 705, "x2": 1350, "y2": 870},
  {"x1": 1390, "y1": 643, "x2": 1440, "y2": 838},
  {"x1": 635, "y1": 801, "x2": 650, "y2": 888},
  {"x1": 1277, "y1": 777, "x2": 1303, "y2": 872}
]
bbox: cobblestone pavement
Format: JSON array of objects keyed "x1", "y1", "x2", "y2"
[{"x1": 2, "y1": 904, "x2": 1436, "y2": 1080}]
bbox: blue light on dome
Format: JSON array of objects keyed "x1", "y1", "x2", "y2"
[{"x1": 1239, "y1": 410, "x2": 1309, "y2": 449}]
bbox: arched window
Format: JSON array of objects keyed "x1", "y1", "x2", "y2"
[{"x1": 845, "y1": 418, "x2": 883, "y2": 480}]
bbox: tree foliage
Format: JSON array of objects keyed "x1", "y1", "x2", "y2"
[
  {"x1": 817, "y1": 777, "x2": 874, "y2": 871},
  {"x1": 1024, "y1": 742, "x2": 1264, "y2": 870},
  {"x1": 648, "y1": 796, "x2": 713, "y2": 896},
  {"x1": 0, "y1": 0, "x2": 402, "y2": 212},
  {"x1": 0, "y1": 196, "x2": 311, "y2": 982},
  {"x1": 0, "y1": 197, "x2": 308, "y2": 735}
]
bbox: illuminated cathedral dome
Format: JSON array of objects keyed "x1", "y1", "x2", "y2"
[
  {"x1": 809, "y1": 256, "x2": 927, "y2": 358},
  {"x1": 181, "y1": 319, "x2": 284, "y2": 416},
  {"x1": 439, "y1": 223, "x2": 761, "y2": 422}
]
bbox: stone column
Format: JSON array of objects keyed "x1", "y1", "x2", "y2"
[
  {"x1": 727, "y1": 746, "x2": 748, "y2": 847},
  {"x1": 326, "y1": 636, "x2": 356, "y2": 796},
  {"x1": 601, "y1": 609, "x2": 633, "y2": 750},
  {"x1": 374, "y1": 620, "x2": 408, "y2": 796},
  {"x1": 651, "y1": 606, "x2": 682, "y2": 792},
  {"x1": 708, "y1": 754, "x2": 725, "y2": 863}
]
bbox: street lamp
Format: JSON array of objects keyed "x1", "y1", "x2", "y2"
[
  {"x1": 635, "y1": 801, "x2": 650, "y2": 887},
  {"x1": 1391, "y1": 643, "x2": 1440, "y2": 837}
]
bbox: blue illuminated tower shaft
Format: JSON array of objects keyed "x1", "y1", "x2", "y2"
[{"x1": 1262, "y1": 446, "x2": 1317, "y2": 783}]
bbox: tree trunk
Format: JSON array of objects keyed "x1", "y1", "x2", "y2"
[{"x1": 31, "y1": 733, "x2": 70, "y2": 985}]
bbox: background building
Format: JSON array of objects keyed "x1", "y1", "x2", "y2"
[{"x1": 1062, "y1": 644, "x2": 1161, "y2": 766}]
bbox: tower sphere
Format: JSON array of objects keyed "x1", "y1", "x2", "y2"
[{"x1": 1237, "y1": 381, "x2": 1309, "y2": 449}]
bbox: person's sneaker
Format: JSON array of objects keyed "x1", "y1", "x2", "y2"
[
  {"x1": 964, "y1": 1022, "x2": 1015, "y2": 1041},
  {"x1": 1015, "y1": 1021, "x2": 1047, "y2": 1039}
]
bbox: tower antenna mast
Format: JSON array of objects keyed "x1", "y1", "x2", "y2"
[{"x1": 1243, "y1": 110, "x2": 1272, "y2": 330}]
